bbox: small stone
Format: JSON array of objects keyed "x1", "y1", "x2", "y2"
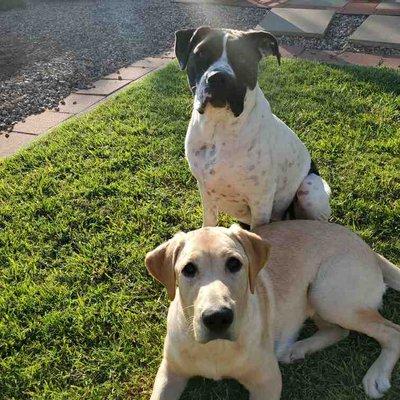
[
  {"x1": 5, "y1": 133, "x2": 10, "y2": 138},
  {"x1": 60, "y1": 100, "x2": 66, "y2": 105},
  {"x1": 55, "y1": 107, "x2": 60, "y2": 112},
  {"x1": 118, "y1": 76, "x2": 122, "y2": 80},
  {"x1": 73, "y1": 101, "x2": 77, "y2": 104}
]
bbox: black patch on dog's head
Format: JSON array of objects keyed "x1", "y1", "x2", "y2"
[
  {"x1": 175, "y1": 27, "x2": 224, "y2": 93},
  {"x1": 175, "y1": 27, "x2": 280, "y2": 117},
  {"x1": 227, "y1": 30, "x2": 281, "y2": 90}
]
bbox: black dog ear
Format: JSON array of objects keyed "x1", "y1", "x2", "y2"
[
  {"x1": 174, "y1": 26, "x2": 212, "y2": 70},
  {"x1": 245, "y1": 30, "x2": 281, "y2": 65}
]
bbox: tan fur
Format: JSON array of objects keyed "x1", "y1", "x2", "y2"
[
  {"x1": 229, "y1": 224, "x2": 271, "y2": 293},
  {"x1": 147, "y1": 220, "x2": 400, "y2": 399},
  {"x1": 145, "y1": 232, "x2": 186, "y2": 300}
]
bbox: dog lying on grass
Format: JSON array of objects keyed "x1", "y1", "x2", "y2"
[{"x1": 146, "y1": 221, "x2": 400, "y2": 399}]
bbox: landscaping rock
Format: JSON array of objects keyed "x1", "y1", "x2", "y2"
[{"x1": 0, "y1": 0, "x2": 265, "y2": 132}]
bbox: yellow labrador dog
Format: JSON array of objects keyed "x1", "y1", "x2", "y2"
[{"x1": 146, "y1": 221, "x2": 400, "y2": 400}]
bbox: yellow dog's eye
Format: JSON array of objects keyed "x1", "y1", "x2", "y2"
[
  {"x1": 226, "y1": 257, "x2": 242, "y2": 273},
  {"x1": 182, "y1": 262, "x2": 197, "y2": 278}
]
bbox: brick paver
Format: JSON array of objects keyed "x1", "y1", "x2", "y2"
[
  {"x1": 299, "y1": 49, "x2": 340, "y2": 63},
  {"x1": 1, "y1": 54, "x2": 169, "y2": 158},
  {"x1": 0, "y1": 132, "x2": 37, "y2": 158},
  {"x1": 161, "y1": 50, "x2": 176, "y2": 59},
  {"x1": 381, "y1": 56, "x2": 400, "y2": 68},
  {"x1": 335, "y1": 51, "x2": 383, "y2": 66},
  {"x1": 350, "y1": 15, "x2": 400, "y2": 49},
  {"x1": 279, "y1": 45, "x2": 305, "y2": 57},
  {"x1": 247, "y1": 0, "x2": 284, "y2": 5},
  {"x1": 13, "y1": 111, "x2": 71, "y2": 135},
  {"x1": 376, "y1": 1, "x2": 400, "y2": 15},
  {"x1": 279, "y1": 0, "x2": 346, "y2": 8},
  {"x1": 339, "y1": 1, "x2": 379, "y2": 14},
  {"x1": 258, "y1": 9, "x2": 335, "y2": 37}
]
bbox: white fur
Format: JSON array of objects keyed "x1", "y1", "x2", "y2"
[
  {"x1": 186, "y1": 42, "x2": 331, "y2": 228},
  {"x1": 194, "y1": 34, "x2": 235, "y2": 112}
]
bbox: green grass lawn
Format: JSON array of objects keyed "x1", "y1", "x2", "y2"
[{"x1": 0, "y1": 58, "x2": 399, "y2": 400}]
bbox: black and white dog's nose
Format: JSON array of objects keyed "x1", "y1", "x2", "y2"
[
  {"x1": 206, "y1": 71, "x2": 226, "y2": 87},
  {"x1": 202, "y1": 307, "x2": 234, "y2": 333}
]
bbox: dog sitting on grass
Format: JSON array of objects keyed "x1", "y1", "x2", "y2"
[
  {"x1": 176, "y1": 27, "x2": 332, "y2": 229},
  {"x1": 146, "y1": 221, "x2": 400, "y2": 400}
]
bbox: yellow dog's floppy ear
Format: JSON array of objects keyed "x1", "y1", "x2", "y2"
[
  {"x1": 229, "y1": 224, "x2": 270, "y2": 294},
  {"x1": 145, "y1": 232, "x2": 186, "y2": 300}
]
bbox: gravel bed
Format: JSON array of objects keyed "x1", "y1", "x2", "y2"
[{"x1": 0, "y1": 0, "x2": 265, "y2": 132}]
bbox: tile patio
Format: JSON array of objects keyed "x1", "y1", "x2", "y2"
[
  {"x1": 257, "y1": 8, "x2": 336, "y2": 37},
  {"x1": 349, "y1": 15, "x2": 400, "y2": 49}
]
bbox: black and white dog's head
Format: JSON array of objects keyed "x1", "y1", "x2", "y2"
[{"x1": 175, "y1": 27, "x2": 281, "y2": 117}]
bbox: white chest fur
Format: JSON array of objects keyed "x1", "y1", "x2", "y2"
[{"x1": 185, "y1": 86, "x2": 311, "y2": 225}]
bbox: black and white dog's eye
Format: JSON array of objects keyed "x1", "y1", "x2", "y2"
[
  {"x1": 196, "y1": 50, "x2": 205, "y2": 59},
  {"x1": 226, "y1": 257, "x2": 242, "y2": 273},
  {"x1": 182, "y1": 262, "x2": 197, "y2": 278}
]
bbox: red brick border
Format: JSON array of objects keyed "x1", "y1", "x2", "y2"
[{"x1": 294, "y1": 47, "x2": 400, "y2": 68}]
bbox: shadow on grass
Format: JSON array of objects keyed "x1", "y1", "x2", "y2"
[{"x1": 328, "y1": 62, "x2": 400, "y2": 96}]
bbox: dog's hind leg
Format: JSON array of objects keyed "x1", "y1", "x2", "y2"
[
  {"x1": 309, "y1": 254, "x2": 399, "y2": 398},
  {"x1": 279, "y1": 315, "x2": 349, "y2": 364},
  {"x1": 294, "y1": 173, "x2": 331, "y2": 221},
  {"x1": 346, "y1": 310, "x2": 400, "y2": 399}
]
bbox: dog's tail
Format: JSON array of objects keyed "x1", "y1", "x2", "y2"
[{"x1": 377, "y1": 253, "x2": 400, "y2": 291}]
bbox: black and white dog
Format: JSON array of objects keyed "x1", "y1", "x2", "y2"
[{"x1": 175, "y1": 27, "x2": 331, "y2": 229}]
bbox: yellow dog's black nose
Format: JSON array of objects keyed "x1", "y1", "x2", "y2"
[{"x1": 202, "y1": 307, "x2": 233, "y2": 333}]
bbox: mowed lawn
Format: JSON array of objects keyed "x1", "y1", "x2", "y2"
[{"x1": 0, "y1": 58, "x2": 399, "y2": 400}]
